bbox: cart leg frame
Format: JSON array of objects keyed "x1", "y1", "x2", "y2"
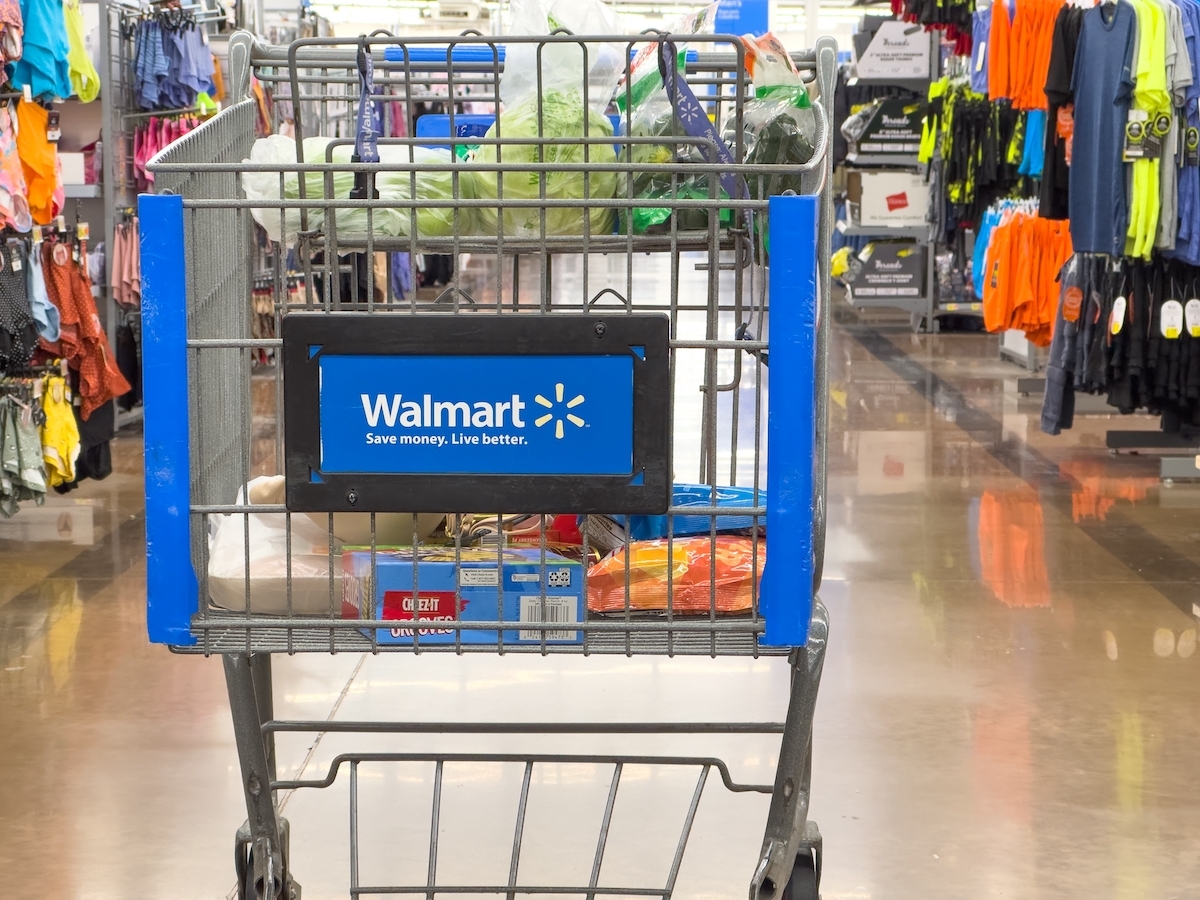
[
  {"x1": 751, "y1": 599, "x2": 829, "y2": 900},
  {"x1": 225, "y1": 653, "x2": 299, "y2": 900}
]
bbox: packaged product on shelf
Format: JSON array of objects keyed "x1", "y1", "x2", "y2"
[
  {"x1": 242, "y1": 137, "x2": 475, "y2": 244},
  {"x1": 472, "y1": 0, "x2": 623, "y2": 237},
  {"x1": 587, "y1": 535, "x2": 765, "y2": 614},
  {"x1": 342, "y1": 546, "x2": 584, "y2": 645}
]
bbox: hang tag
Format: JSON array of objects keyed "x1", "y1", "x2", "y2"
[
  {"x1": 46, "y1": 110, "x2": 59, "y2": 143},
  {"x1": 0, "y1": 249, "x2": 6, "y2": 273},
  {"x1": 31, "y1": 225, "x2": 42, "y2": 243},
  {"x1": 1144, "y1": 126, "x2": 1163, "y2": 158},
  {"x1": 32, "y1": 379, "x2": 42, "y2": 400},
  {"x1": 11, "y1": 251, "x2": 22, "y2": 272},
  {"x1": 1063, "y1": 285, "x2": 1083, "y2": 323},
  {"x1": 55, "y1": 215, "x2": 65, "y2": 231},
  {"x1": 76, "y1": 222, "x2": 89, "y2": 241},
  {"x1": 1188, "y1": 127, "x2": 1200, "y2": 166},
  {"x1": 1161, "y1": 299, "x2": 1184, "y2": 338},
  {"x1": 975, "y1": 41, "x2": 986, "y2": 73},
  {"x1": 1124, "y1": 119, "x2": 1147, "y2": 159},
  {"x1": 1186, "y1": 298, "x2": 1200, "y2": 336},
  {"x1": 21, "y1": 84, "x2": 30, "y2": 103},
  {"x1": 1111, "y1": 295, "x2": 1127, "y2": 335}
]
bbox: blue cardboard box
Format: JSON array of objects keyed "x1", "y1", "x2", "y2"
[{"x1": 342, "y1": 547, "x2": 583, "y2": 645}]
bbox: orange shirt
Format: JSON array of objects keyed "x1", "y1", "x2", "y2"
[
  {"x1": 16, "y1": 100, "x2": 62, "y2": 225},
  {"x1": 988, "y1": 0, "x2": 1014, "y2": 100}
]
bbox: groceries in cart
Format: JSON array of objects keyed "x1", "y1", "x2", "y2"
[
  {"x1": 728, "y1": 32, "x2": 818, "y2": 200},
  {"x1": 587, "y1": 536, "x2": 765, "y2": 614},
  {"x1": 207, "y1": 475, "x2": 443, "y2": 615},
  {"x1": 342, "y1": 545, "x2": 583, "y2": 645},
  {"x1": 240, "y1": 0, "x2": 820, "y2": 244},
  {"x1": 243, "y1": 138, "x2": 473, "y2": 245},
  {"x1": 473, "y1": 91, "x2": 619, "y2": 237}
]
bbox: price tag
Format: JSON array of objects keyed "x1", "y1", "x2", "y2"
[
  {"x1": 77, "y1": 222, "x2": 89, "y2": 241},
  {"x1": 1161, "y1": 299, "x2": 1184, "y2": 338},
  {"x1": 1063, "y1": 285, "x2": 1083, "y2": 323},
  {"x1": 11, "y1": 251, "x2": 22, "y2": 272},
  {"x1": 31, "y1": 225, "x2": 42, "y2": 243},
  {"x1": 1187, "y1": 127, "x2": 1200, "y2": 166},
  {"x1": 1111, "y1": 295, "x2": 1127, "y2": 335},
  {"x1": 55, "y1": 215, "x2": 65, "y2": 231},
  {"x1": 22, "y1": 84, "x2": 30, "y2": 103},
  {"x1": 1186, "y1": 298, "x2": 1200, "y2": 336},
  {"x1": 46, "y1": 110, "x2": 60, "y2": 143}
]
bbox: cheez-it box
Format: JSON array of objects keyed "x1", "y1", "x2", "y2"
[{"x1": 342, "y1": 547, "x2": 583, "y2": 645}]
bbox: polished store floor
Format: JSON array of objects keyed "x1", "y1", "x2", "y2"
[{"x1": 2, "y1": 296, "x2": 1199, "y2": 900}]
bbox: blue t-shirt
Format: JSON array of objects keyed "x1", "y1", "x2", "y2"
[
  {"x1": 1069, "y1": 1, "x2": 1137, "y2": 255},
  {"x1": 972, "y1": 8, "x2": 992, "y2": 95},
  {"x1": 1170, "y1": 0, "x2": 1200, "y2": 263},
  {"x1": 6, "y1": 0, "x2": 71, "y2": 100},
  {"x1": 1019, "y1": 110, "x2": 1046, "y2": 177},
  {"x1": 973, "y1": 207, "x2": 1001, "y2": 300}
]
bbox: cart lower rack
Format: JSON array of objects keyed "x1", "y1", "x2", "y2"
[{"x1": 142, "y1": 28, "x2": 836, "y2": 900}]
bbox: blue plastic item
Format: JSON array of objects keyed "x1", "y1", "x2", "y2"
[
  {"x1": 415, "y1": 114, "x2": 495, "y2": 152},
  {"x1": 625, "y1": 484, "x2": 765, "y2": 540},
  {"x1": 383, "y1": 45, "x2": 505, "y2": 64}
]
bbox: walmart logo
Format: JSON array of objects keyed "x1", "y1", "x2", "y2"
[{"x1": 534, "y1": 383, "x2": 585, "y2": 439}]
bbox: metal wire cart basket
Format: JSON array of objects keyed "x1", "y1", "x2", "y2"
[{"x1": 141, "y1": 25, "x2": 835, "y2": 900}]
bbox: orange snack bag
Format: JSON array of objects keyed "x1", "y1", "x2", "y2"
[{"x1": 587, "y1": 536, "x2": 766, "y2": 614}]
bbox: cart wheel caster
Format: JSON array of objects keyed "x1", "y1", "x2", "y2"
[
  {"x1": 781, "y1": 850, "x2": 819, "y2": 900},
  {"x1": 236, "y1": 822, "x2": 300, "y2": 900},
  {"x1": 242, "y1": 853, "x2": 300, "y2": 900}
]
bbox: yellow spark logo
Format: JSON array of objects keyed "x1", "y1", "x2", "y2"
[{"x1": 533, "y1": 383, "x2": 585, "y2": 439}]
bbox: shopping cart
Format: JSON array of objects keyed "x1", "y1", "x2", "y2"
[{"x1": 141, "y1": 27, "x2": 835, "y2": 900}]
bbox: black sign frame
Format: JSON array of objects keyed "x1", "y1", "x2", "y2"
[{"x1": 282, "y1": 312, "x2": 672, "y2": 514}]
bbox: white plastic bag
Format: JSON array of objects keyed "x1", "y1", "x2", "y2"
[
  {"x1": 242, "y1": 136, "x2": 477, "y2": 244},
  {"x1": 207, "y1": 475, "x2": 340, "y2": 616},
  {"x1": 501, "y1": 0, "x2": 625, "y2": 116}
]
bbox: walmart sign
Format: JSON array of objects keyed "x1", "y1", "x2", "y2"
[
  {"x1": 318, "y1": 354, "x2": 634, "y2": 476},
  {"x1": 715, "y1": 0, "x2": 769, "y2": 38}
]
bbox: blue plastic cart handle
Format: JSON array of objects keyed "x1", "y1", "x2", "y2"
[
  {"x1": 760, "y1": 194, "x2": 819, "y2": 646},
  {"x1": 140, "y1": 193, "x2": 199, "y2": 646}
]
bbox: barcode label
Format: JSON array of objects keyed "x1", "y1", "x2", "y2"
[{"x1": 519, "y1": 596, "x2": 579, "y2": 641}]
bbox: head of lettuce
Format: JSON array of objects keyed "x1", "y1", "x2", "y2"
[{"x1": 472, "y1": 90, "x2": 618, "y2": 238}]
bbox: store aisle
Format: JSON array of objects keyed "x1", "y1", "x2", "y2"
[{"x1": 2, "y1": 308, "x2": 1198, "y2": 900}]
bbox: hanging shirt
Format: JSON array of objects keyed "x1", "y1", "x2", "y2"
[
  {"x1": 1018, "y1": 109, "x2": 1046, "y2": 176},
  {"x1": 134, "y1": 21, "x2": 169, "y2": 110},
  {"x1": 1041, "y1": 5, "x2": 1085, "y2": 220},
  {"x1": 1069, "y1": 1, "x2": 1137, "y2": 255},
  {"x1": 972, "y1": 7, "x2": 993, "y2": 94},
  {"x1": 1156, "y1": 0, "x2": 1193, "y2": 249},
  {"x1": 988, "y1": 0, "x2": 1014, "y2": 100},
  {"x1": 0, "y1": 103, "x2": 29, "y2": 233},
  {"x1": 7, "y1": 0, "x2": 70, "y2": 101},
  {"x1": 1125, "y1": 0, "x2": 1169, "y2": 259},
  {"x1": 26, "y1": 242, "x2": 58, "y2": 342},
  {"x1": 15, "y1": 100, "x2": 62, "y2": 226},
  {"x1": 63, "y1": 0, "x2": 99, "y2": 103},
  {"x1": 1169, "y1": 0, "x2": 1200, "y2": 262}
]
